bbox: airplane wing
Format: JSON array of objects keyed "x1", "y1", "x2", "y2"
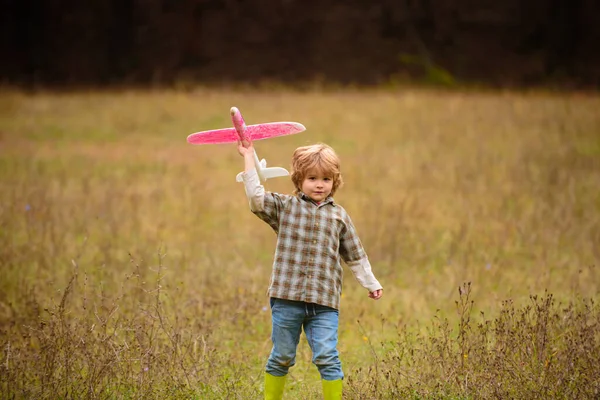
[
  {"x1": 187, "y1": 127, "x2": 238, "y2": 145},
  {"x1": 187, "y1": 122, "x2": 305, "y2": 145},
  {"x1": 245, "y1": 122, "x2": 306, "y2": 141}
]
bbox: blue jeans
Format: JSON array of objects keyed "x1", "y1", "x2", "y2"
[{"x1": 266, "y1": 297, "x2": 343, "y2": 381}]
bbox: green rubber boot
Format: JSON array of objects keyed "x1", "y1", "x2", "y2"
[
  {"x1": 264, "y1": 373, "x2": 286, "y2": 400},
  {"x1": 322, "y1": 379, "x2": 343, "y2": 400}
]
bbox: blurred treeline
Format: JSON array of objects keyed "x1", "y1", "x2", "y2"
[{"x1": 2, "y1": 0, "x2": 599, "y2": 88}]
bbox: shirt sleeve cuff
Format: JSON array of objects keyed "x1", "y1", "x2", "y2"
[
  {"x1": 242, "y1": 168, "x2": 258, "y2": 183},
  {"x1": 347, "y1": 257, "x2": 383, "y2": 292}
]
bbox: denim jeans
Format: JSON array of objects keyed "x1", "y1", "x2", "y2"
[{"x1": 266, "y1": 297, "x2": 343, "y2": 381}]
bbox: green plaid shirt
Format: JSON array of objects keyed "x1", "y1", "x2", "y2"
[{"x1": 243, "y1": 169, "x2": 382, "y2": 309}]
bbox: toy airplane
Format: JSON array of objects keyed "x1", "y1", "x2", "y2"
[{"x1": 187, "y1": 107, "x2": 305, "y2": 182}]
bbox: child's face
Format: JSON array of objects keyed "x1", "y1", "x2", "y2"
[{"x1": 301, "y1": 168, "x2": 334, "y2": 203}]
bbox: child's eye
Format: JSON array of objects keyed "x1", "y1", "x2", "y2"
[{"x1": 324, "y1": 178, "x2": 331, "y2": 181}]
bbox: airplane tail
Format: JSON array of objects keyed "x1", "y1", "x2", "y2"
[
  {"x1": 235, "y1": 167, "x2": 290, "y2": 183},
  {"x1": 261, "y1": 167, "x2": 290, "y2": 180},
  {"x1": 236, "y1": 154, "x2": 290, "y2": 183}
]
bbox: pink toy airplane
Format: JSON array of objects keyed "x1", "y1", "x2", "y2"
[{"x1": 187, "y1": 107, "x2": 305, "y2": 182}]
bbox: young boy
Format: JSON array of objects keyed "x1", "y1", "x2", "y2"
[{"x1": 238, "y1": 142, "x2": 383, "y2": 400}]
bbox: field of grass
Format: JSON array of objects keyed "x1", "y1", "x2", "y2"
[{"x1": 1, "y1": 87, "x2": 599, "y2": 399}]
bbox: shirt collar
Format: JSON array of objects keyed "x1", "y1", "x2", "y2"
[{"x1": 298, "y1": 192, "x2": 336, "y2": 207}]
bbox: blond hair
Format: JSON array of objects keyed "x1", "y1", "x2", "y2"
[{"x1": 291, "y1": 143, "x2": 343, "y2": 195}]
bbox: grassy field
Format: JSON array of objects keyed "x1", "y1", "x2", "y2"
[{"x1": 1, "y1": 87, "x2": 599, "y2": 399}]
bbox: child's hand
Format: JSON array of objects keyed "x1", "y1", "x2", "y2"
[
  {"x1": 369, "y1": 289, "x2": 383, "y2": 300},
  {"x1": 237, "y1": 140, "x2": 254, "y2": 157}
]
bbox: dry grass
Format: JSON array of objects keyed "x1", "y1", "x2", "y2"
[{"x1": 0, "y1": 87, "x2": 599, "y2": 399}]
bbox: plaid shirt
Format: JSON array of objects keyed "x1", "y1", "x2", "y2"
[{"x1": 243, "y1": 169, "x2": 382, "y2": 309}]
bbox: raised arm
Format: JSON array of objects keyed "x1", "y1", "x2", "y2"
[
  {"x1": 237, "y1": 141, "x2": 287, "y2": 233},
  {"x1": 237, "y1": 141, "x2": 264, "y2": 213},
  {"x1": 237, "y1": 141, "x2": 256, "y2": 172}
]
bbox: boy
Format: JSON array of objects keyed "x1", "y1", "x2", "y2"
[{"x1": 238, "y1": 142, "x2": 383, "y2": 400}]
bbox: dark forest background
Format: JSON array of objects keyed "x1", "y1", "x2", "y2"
[{"x1": 2, "y1": 0, "x2": 599, "y2": 88}]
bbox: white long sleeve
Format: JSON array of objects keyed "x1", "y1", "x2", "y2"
[
  {"x1": 241, "y1": 168, "x2": 265, "y2": 212},
  {"x1": 346, "y1": 257, "x2": 383, "y2": 292}
]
